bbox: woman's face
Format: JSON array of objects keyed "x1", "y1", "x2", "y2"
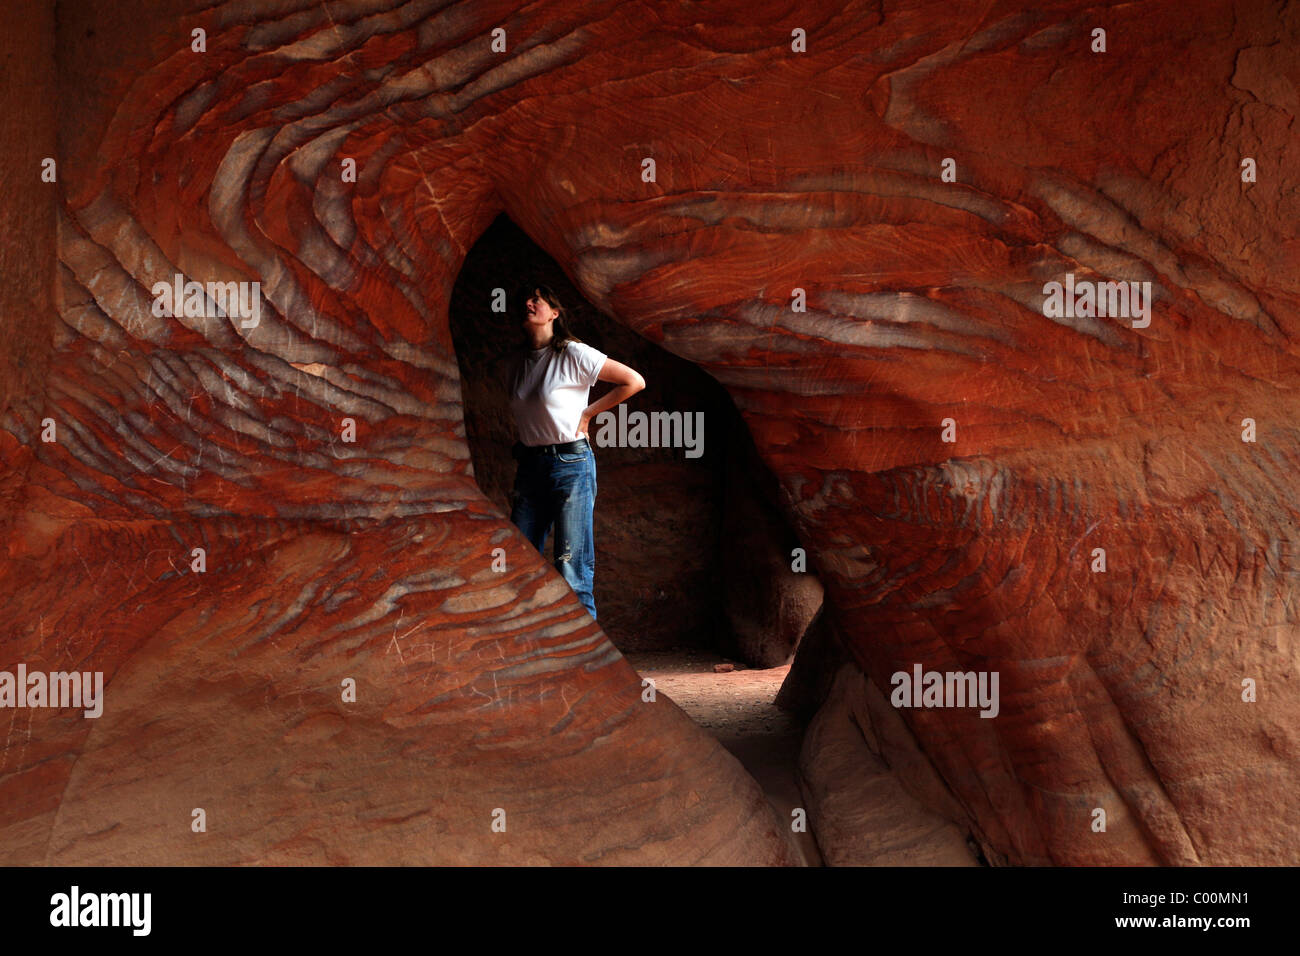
[{"x1": 524, "y1": 290, "x2": 559, "y2": 327}]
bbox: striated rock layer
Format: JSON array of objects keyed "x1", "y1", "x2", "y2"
[{"x1": 1, "y1": 0, "x2": 1297, "y2": 864}]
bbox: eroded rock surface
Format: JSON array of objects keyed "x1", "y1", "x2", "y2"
[
  {"x1": 798, "y1": 663, "x2": 979, "y2": 866},
  {"x1": 1, "y1": 0, "x2": 1296, "y2": 864}
]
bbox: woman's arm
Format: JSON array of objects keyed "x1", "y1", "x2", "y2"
[{"x1": 577, "y1": 358, "x2": 646, "y2": 438}]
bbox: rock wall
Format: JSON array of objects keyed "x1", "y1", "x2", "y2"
[
  {"x1": 798, "y1": 663, "x2": 979, "y2": 866},
  {"x1": 1, "y1": 0, "x2": 1296, "y2": 864}
]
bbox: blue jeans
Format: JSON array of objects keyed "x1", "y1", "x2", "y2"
[{"x1": 509, "y1": 439, "x2": 598, "y2": 619}]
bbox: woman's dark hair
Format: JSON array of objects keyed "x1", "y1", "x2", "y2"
[{"x1": 519, "y1": 282, "x2": 582, "y2": 354}]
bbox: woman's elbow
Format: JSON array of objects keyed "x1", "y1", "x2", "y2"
[{"x1": 629, "y1": 372, "x2": 647, "y2": 392}]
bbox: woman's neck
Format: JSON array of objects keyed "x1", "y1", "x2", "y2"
[{"x1": 527, "y1": 330, "x2": 555, "y2": 350}]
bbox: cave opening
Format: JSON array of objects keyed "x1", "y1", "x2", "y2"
[
  {"x1": 448, "y1": 214, "x2": 827, "y2": 661},
  {"x1": 449, "y1": 214, "x2": 832, "y2": 864}
]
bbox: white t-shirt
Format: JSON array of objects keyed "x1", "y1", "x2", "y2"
[{"x1": 509, "y1": 341, "x2": 608, "y2": 446}]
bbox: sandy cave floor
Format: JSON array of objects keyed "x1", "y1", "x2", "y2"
[{"x1": 624, "y1": 649, "x2": 824, "y2": 866}]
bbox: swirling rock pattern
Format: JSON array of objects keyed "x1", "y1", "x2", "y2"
[{"x1": 1, "y1": 0, "x2": 1296, "y2": 864}]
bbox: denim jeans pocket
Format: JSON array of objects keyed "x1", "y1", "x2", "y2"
[{"x1": 556, "y1": 449, "x2": 589, "y2": 463}]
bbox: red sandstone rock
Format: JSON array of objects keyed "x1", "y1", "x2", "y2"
[
  {"x1": 1, "y1": 0, "x2": 1296, "y2": 865},
  {"x1": 798, "y1": 664, "x2": 978, "y2": 866}
]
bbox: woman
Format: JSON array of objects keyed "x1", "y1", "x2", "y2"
[{"x1": 508, "y1": 283, "x2": 645, "y2": 620}]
